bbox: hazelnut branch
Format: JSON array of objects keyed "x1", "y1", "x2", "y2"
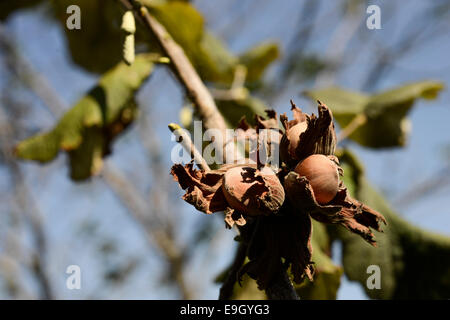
[{"x1": 118, "y1": 0, "x2": 231, "y2": 160}]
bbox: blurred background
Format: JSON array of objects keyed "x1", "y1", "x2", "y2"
[{"x1": 0, "y1": 0, "x2": 449, "y2": 299}]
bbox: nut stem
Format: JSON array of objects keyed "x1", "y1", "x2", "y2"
[{"x1": 169, "y1": 123, "x2": 210, "y2": 171}]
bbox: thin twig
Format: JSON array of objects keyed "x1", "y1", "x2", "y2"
[
  {"x1": 169, "y1": 123, "x2": 210, "y2": 171},
  {"x1": 393, "y1": 165, "x2": 450, "y2": 210}
]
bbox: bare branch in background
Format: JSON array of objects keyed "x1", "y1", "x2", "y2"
[
  {"x1": 361, "y1": 3, "x2": 450, "y2": 92},
  {"x1": 287, "y1": 0, "x2": 321, "y2": 54},
  {"x1": 101, "y1": 164, "x2": 193, "y2": 299},
  {"x1": 0, "y1": 23, "x2": 193, "y2": 299},
  {"x1": 0, "y1": 105, "x2": 53, "y2": 300},
  {"x1": 314, "y1": 2, "x2": 363, "y2": 88},
  {"x1": 393, "y1": 165, "x2": 450, "y2": 210},
  {"x1": 0, "y1": 25, "x2": 65, "y2": 118}
]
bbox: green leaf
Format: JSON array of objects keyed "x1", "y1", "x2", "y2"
[
  {"x1": 283, "y1": 53, "x2": 328, "y2": 81},
  {"x1": 304, "y1": 81, "x2": 444, "y2": 148},
  {"x1": 295, "y1": 221, "x2": 343, "y2": 300},
  {"x1": 50, "y1": 0, "x2": 126, "y2": 73},
  {"x1": 239, "y1": 42, "x2": 280, "y2": 83},
  {"x1": 15, "y1": 54, "x2": 153, "y2": 180},
  {"x1": 149, "y1": 1, "x2": 204, "y2": 56},
  {"x1": 148, "y1": 1, "x2": 232, "y2": 83},
  {"x1": 199, "y1": 31, "x2": 237, "y2": 82},
  {"x1": 304, "y1": 87, "x2": 369, "y2": 116},
  {"x1": 336, "y1": 148, "x2": 450, "y2": 299},
  {"x1": 216, "y1": 96, "x2": 267, "y2": 127},
  {"x1": 149, "y1": 2, "x2": 279, "y2": 84},
  {"x1": 231, "y1": 274, "x2": 267, "y2": 300},
  {"x1": 40, "y1": 0, "x2": 279, "y2": 86}
]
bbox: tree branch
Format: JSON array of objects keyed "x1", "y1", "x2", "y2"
[{"x1": 118, "y1": 0, "x2": 227, "y2": 135}]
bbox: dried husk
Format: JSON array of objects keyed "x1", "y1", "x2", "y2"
[
  {"x1": 284, "y1": 171, "x2": 386, "y2": 246},
  {"x1": 171, "y1": 162, "x2": 286, "y2": 228},
  {"x1": 171, "y1": 99, "x2": 387, "y2": 297},
  {"x1": 280, "y1": 100, "x2": 337, "y2": 168},
  {"x1": 171, "y1": 163, "x2": 229, "y2": 214},
  {"x1": 239, "y1": 204, "x2": 314, "y2": 290},
  {"x1": 235, "y1": 110, "x2": 282, "y2": 165}
]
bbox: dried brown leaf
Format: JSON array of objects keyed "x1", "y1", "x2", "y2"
[{"x1": 170, "y1": 163, "x2": 228, "y2": 214}]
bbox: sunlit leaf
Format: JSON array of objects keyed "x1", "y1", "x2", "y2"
[
  {"x1": 304, "y1": 81, "x2": 444, "y2": 148},
  {"x1": 232, "y1": 274, "x2": 267, "y2": 300},
  {"x1": 50, "y1": 0, "x2": 126, "y2": 73},
  {"x1": 216, "y1": 96, "x2": 267, "y2": 127},
  {"x1": 283, "y1": 53, "x2": 328, "y2": 81},
  {"x1": 239, "y1": 42, "x2": 280, "y2": 83},
  {"x1": 200, "y1": 31, "x2": 237, "y2": 82},
  {"x1": 44, "y1": 0, "x2": 279, "y2": 85},
  {"x1": 15, "y1": 54, "x2": 154, "y2": 180}
]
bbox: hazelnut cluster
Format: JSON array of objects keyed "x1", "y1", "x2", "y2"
[{"x1": 171, "y1": 100, "x2": 386, "y2": 290}]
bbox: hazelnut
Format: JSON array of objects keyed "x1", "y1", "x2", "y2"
[
  {"x1": 294, "y1": 154, "x2": 339, "y2": 204},
  {"x1": 222, "y1": 166, "x2": 285, "y2": 216},
  {"x1": 281, "y1": 122, "x2": 308, "y2": 162}
]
